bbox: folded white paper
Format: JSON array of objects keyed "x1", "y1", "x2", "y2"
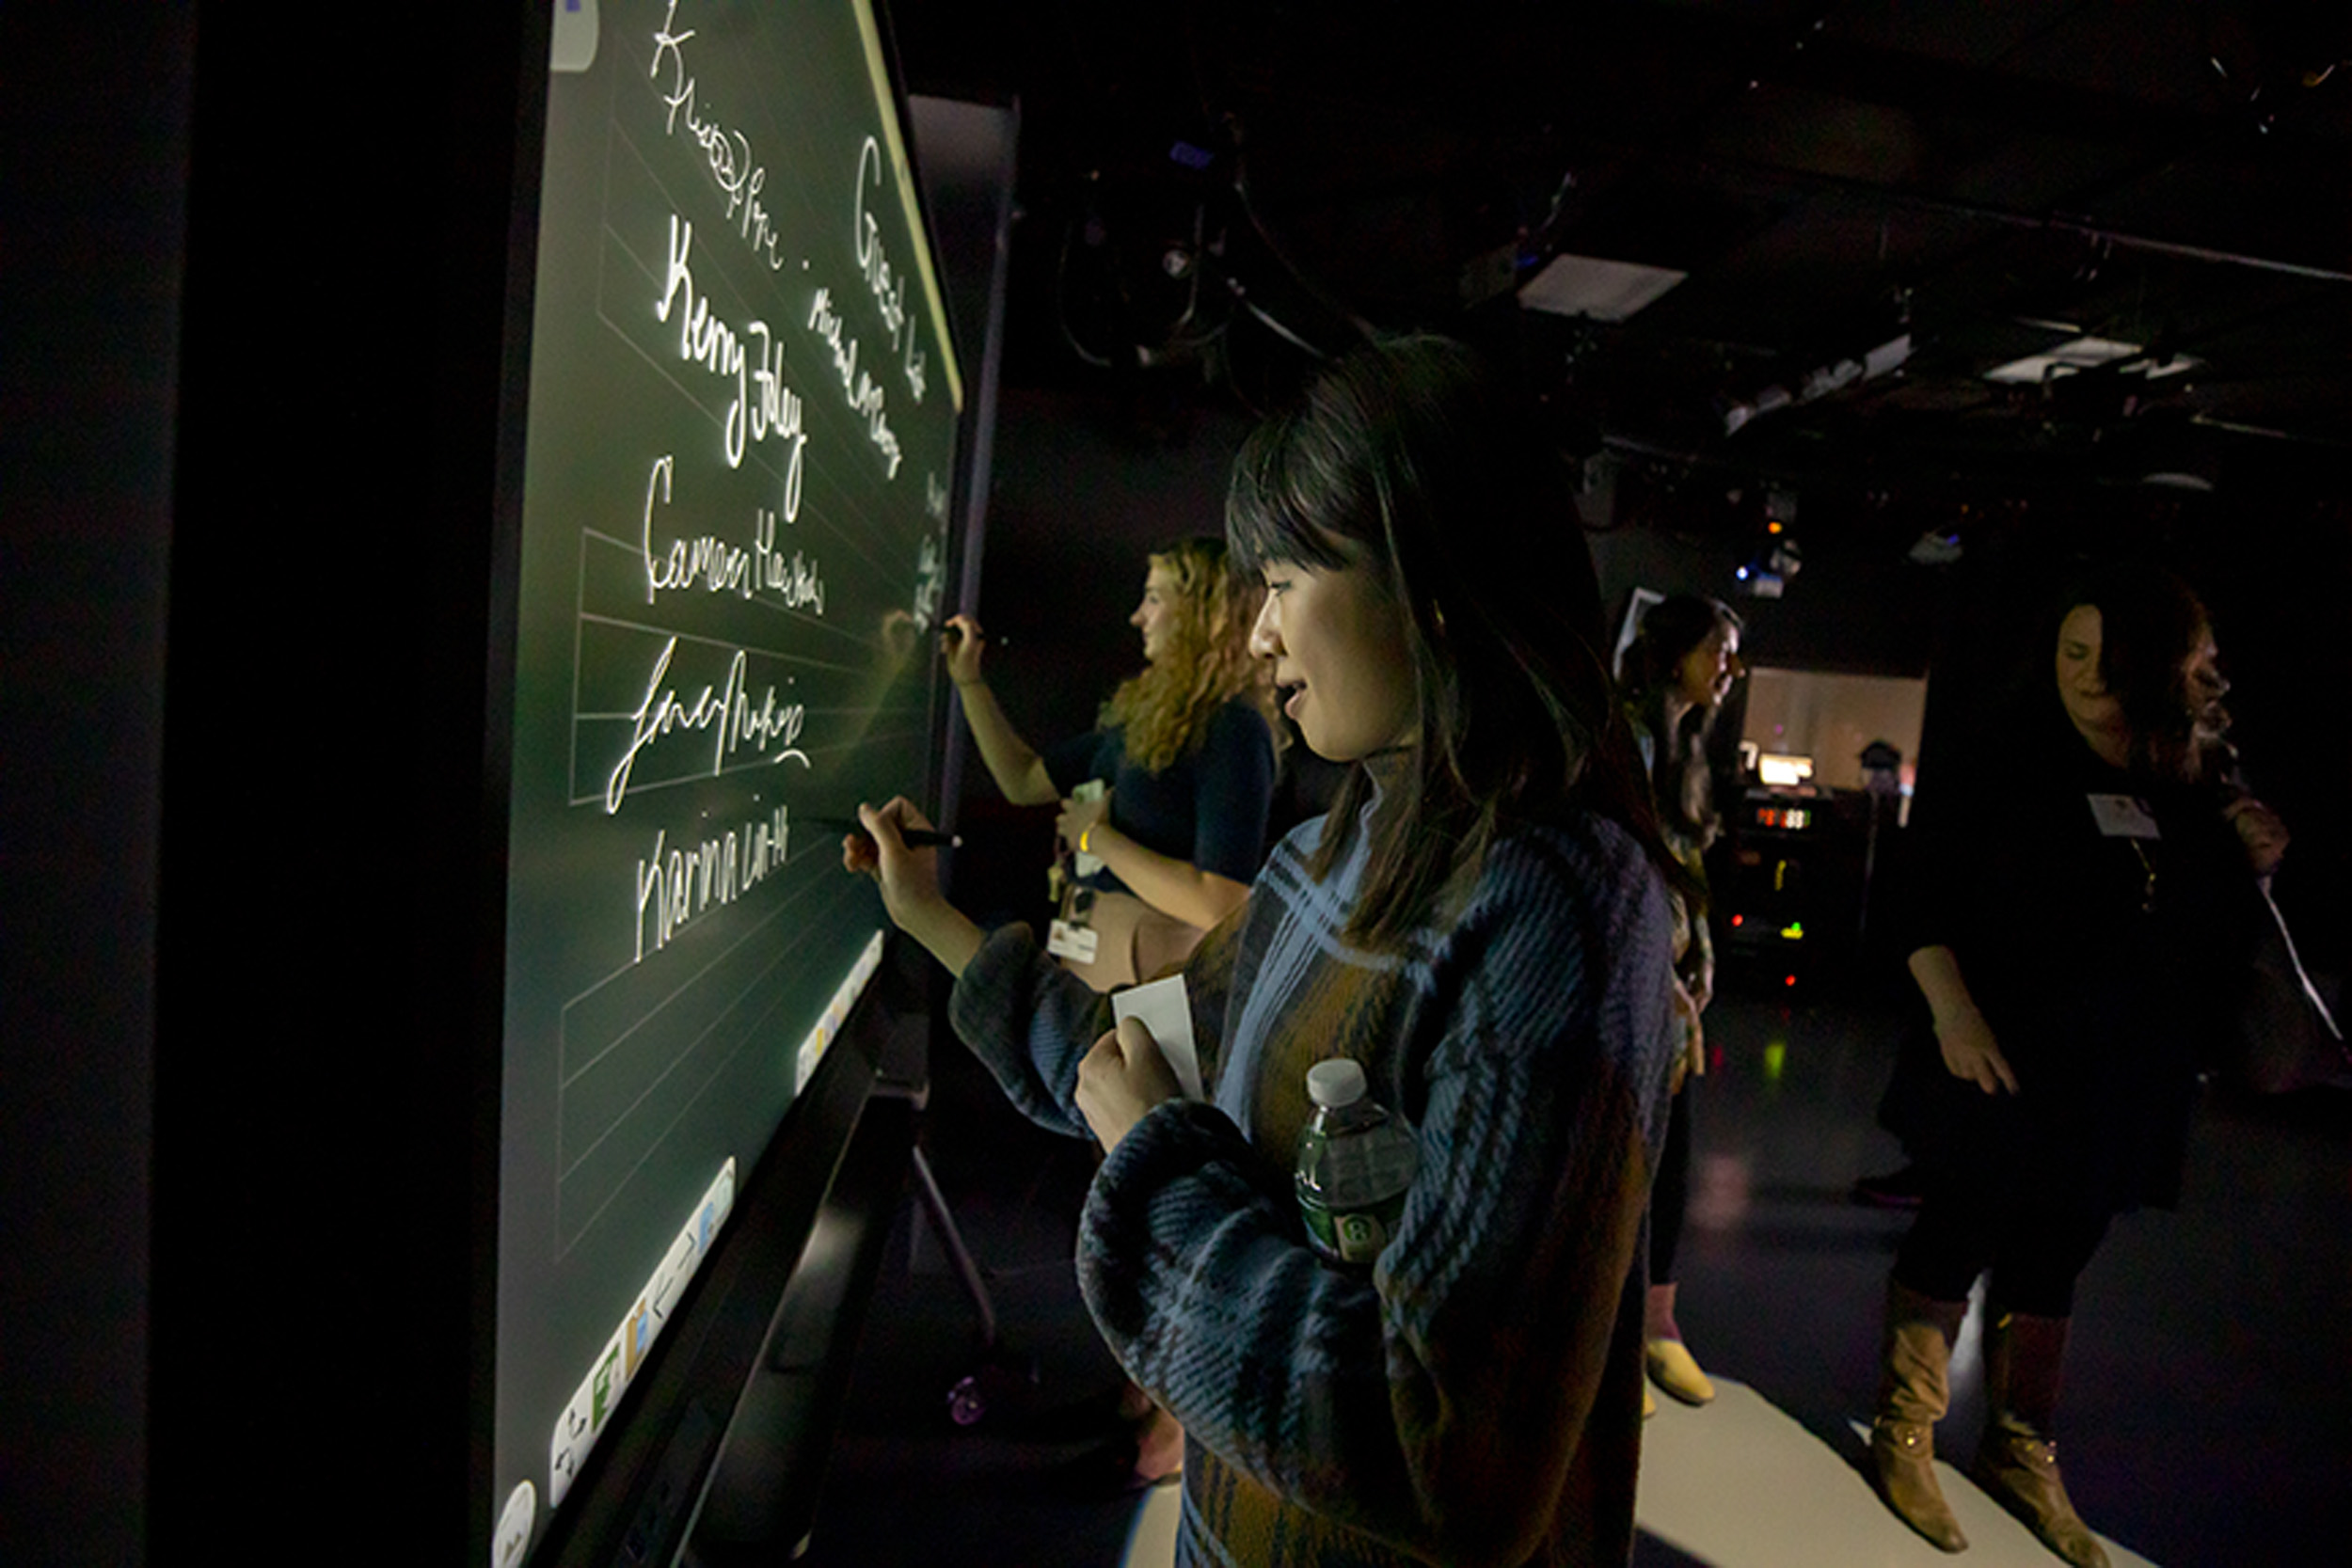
[{"x1": 1111, "y1": 973, "x2": 1203, "y2": 1101}]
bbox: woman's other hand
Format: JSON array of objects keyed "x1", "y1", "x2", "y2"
[
  {"x1": 2224, "y1": 795, "x2": 2290, "y2": 879},
  {"x1": 1935, "y1": 1004, "x2": 2018, "y2": 1096},
  {"x1": 942, "y1": 613, "x2": 987, "y2": 688},
  {"x1": 1057, "y1": 788, "x2": 1113, "y2": 854},
  {"x1": 1075, "y1": 1016, "x2": 1183, "y2": 1153}
]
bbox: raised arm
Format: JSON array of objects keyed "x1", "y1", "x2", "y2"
[
  {"x1": 842, "y1": 798, "x2": 984, "y2": 977},
  {"x1": 1053, "y1": 701, "x2": 1273, "y2": 929},
  {"x1": 1056, "y1": 792, "x2": 1252, "y2": 929},
  {"x1": 944, "y1": 615, "x2": 1057, "y2": 805}
]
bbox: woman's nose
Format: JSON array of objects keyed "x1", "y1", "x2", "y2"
[{"x1": 1248, "y1": 597, "x2": 1281, "y2": 659}]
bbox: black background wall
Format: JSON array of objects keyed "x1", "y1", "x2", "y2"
[{"x1": 0, "y1": 8, "x2": 190, "y2": 1563}]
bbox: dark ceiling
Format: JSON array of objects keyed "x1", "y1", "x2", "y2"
[{"x1": 894, "y1": 0, "x2": 2351, "y2": 519}]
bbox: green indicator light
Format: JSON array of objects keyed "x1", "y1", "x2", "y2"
[
  {"x1": 1780, "y1": 921, "x2": 1805, "y2": 941},
  {"x1": 1763, "y1": 1041, "x2": 1788, "y2": 1081}
]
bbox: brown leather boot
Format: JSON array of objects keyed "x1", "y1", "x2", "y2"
[
  {"x1": 1870, "y1": 1279, "x2": 1970, "y2": 1552},
  {"x1": 1974, "y1": 1310, "x2": 2108, "y2": 1568}
]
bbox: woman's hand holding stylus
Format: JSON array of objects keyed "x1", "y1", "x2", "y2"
[
  {"x1": 943, "y1": 614, "x2": 987, "y2": 688},
  {"x1": 843, "y1": 798, "x2": 983, "y2": 975}
]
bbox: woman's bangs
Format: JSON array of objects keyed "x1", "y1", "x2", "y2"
[{"x1": 1226, "y1": 418, "x2": 1356, "y2": 574}]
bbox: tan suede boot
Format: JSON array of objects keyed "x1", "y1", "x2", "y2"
[
  {"x1": 1974, "y1": 1310, "x2": 2109, "y2": 1568},
  {"x1": 1870, "y1": 1279, "x2": 1970, "y2": 1553}
]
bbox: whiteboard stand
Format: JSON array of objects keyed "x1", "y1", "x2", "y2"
[{"x1": 868, "y1": 1075, "x2": 1039, "y2": 1425}]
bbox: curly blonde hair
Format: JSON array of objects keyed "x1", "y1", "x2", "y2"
[{"x1": 1100, "y1": 536, "x2": 1279, "y2": 773}]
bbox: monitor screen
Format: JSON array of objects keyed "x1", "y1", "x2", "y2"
[{"x1": 491, "y1": 3, "x2": 961, "y2": 1560}]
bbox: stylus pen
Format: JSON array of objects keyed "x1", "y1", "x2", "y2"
[{"x1": 803, "y1": 816, "x2": 962, "y2": 849}]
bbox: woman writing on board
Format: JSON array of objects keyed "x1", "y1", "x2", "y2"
[
  {"x1": 848, "y1": 335, "x2": 1684, "y2": 1566},
  {"x1": 944, "y1": 534, "x2": 1279, "y2": 993}
]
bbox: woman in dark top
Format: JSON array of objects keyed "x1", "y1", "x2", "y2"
[
  {"x1": 1616, "y1": 594, "x2": 1744, "y2": 1417},
  {"x1": 945, "y1": 535, "x2": 1279, "y2": 992},
  {"x1": 944, "y1": 534, "x2": 1279, "y2": 1485},
  {"x1": 1870, "y1": 562, "x2": 2287, "y2": 1567}
]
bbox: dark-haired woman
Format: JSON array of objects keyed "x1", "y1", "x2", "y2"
[
  {"x1": 1618, "y1": 594, "x2": 1745, "y2": 1417},
  {"x1": 944, "y1": 534, "x2": 1279, "y2": 993},
  {"x1": 1868, "y1": 562, "x2": 2285, "y2": 1567},
  {"x1": 848, "y1": 335, "x2": 1683, "y2": 1566}
]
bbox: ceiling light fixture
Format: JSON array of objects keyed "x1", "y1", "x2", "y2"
[
  {"x1": 1723, "y1": 334, "x2": 1912, "y2": 435},
  {"x1": 1518, "y1": 254, "x2": 1688, "y2": 323},
  {"x1": 1981, "y1": 336, "x2": 2200, "y2": 385}
]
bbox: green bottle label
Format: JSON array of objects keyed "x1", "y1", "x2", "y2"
[{"x1": 1297, "y1": 1185, "x2": 1405, "y2": 1265}]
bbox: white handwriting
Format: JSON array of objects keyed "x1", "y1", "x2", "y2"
[
  {"x1": 910, "y1": 531, "x2": 946, "y2": 633},
  {"x1": 853, "y1": 136, "x2": 928, "y2": 404},
  {"x1": 633, "y1": 805, "x2": 793, "y2": 961},
  {"x1": 657, "y1": 217, "x2": 806, "y2": 501},
  {"x1": 807, "y1": 285, "x2": 903, "y2": 480},
  {"x1": 649, "y1": 1, "x2": 785, "y2": 270},
  {"x1": 640, "y1": 456, "x2": 829, "y2": 612},
  {"x1": 606, "y1": 638, "x2": 810, "y2": 814},
  {"x1": 657, "y1": 216, "x2": 749, "y2": 467}
]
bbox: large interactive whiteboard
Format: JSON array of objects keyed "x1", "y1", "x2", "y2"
[{"x1": 491, "y1": 3, "x2": 961, "y2": 1560}]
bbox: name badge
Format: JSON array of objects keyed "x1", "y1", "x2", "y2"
[
  {"x1": 1046, "y1": 919, "x2": 1100, "y2": 963},
  {"x1": 2086, "y1": 793, "x2": 2161, "y2": 839}
]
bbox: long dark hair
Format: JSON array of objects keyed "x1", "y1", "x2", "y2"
[
  {"x1": 1224, "y1": 333, "x2": 1685, "y2": 945},
  {"x1": 2045, "y1": 560, "x2": 2226, "y2": 786},
  {"x1": 1620, "y1": 594, "x2": 1742, "y2": 847}
]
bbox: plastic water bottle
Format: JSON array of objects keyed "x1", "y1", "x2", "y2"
[{"x1": 1295, "y1": 1058, "x2": 1419, "y2": 1266}]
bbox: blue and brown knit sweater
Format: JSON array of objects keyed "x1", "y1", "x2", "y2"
[{"x1": 950, "y1": 792, "x2": 1680, "y2": 1568}]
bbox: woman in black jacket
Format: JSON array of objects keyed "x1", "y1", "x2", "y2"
[{"x1": 1870, "y1": 562, "x2": 2288, "y2": 1567}]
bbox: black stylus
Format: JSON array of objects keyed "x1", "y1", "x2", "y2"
[{"x1": 803, "y1": 816, "x2": 962, "y2": 849}]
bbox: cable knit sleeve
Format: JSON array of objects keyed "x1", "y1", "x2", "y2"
[
  {"x1": 947, "y1": 907, "x2": 1251, "y2": 1140},
  {"x1": 946, "y1": 924, "x2": 1114, "y2": 1140}
]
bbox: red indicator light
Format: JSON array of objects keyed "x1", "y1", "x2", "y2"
[
  {"x1": 1731, "y1": 914, "x2": 1744, "y2": 927},
  {"x1": 1784, "y1": 974, "x2": 1797, "y2": 988}
]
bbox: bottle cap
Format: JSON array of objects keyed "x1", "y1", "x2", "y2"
[{"x1": 1306, "y1": 1058, "x2": 1367, "y2": 1110}]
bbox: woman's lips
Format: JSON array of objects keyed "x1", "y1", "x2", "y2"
[{"x1": 1282, "y1": 684, "x2": 1306, "y2": 719}]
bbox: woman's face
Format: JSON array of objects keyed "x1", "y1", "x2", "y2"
[
  {"x1": 2182, "y1": 623, "x2": 2229, "y2": 747},
  {"x1": 1130, "y1": 562, "x2": 1181, "y2": 663},
  {"x1": 1249, "y1": 556, "x2": 1419, "y2": 761},
  {"x1": 1674, "y1": 620, "x2": 1743, "y2": 711},
  {"x1": 2057, "y1": 603, "x2": 2231, "y2": 751},
  {"x1": 2056, "y1": 605, "x2": 2124, "y2": 737}
]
